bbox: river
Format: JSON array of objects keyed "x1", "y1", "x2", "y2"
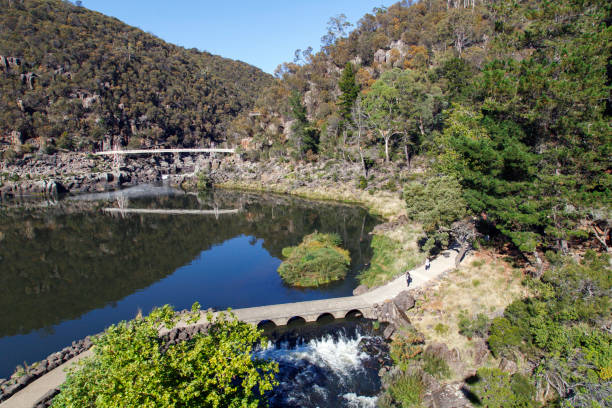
[{"x1": 0, "y1": 185, "x2": 386, "y2": 406}]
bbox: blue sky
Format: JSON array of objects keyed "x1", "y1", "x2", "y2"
[{"x1": 82, "y1": 1, "x2": 397, "y2": 74}]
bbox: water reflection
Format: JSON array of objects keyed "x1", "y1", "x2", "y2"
[{"x1": 0, "y1": 187, "x2": 378, "y2": 378}]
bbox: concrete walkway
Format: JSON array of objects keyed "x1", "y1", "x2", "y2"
[{"x1": 0, "y1": 249, "x2": 462, "y2": 408}]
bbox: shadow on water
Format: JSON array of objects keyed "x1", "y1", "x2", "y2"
[{"x1": 0, "y1": 186, "x2": 379, "y2": 378}]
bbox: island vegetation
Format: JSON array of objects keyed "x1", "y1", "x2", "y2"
[{"x1": 277, "y1": 232, "x2": 351, "y2": 287}]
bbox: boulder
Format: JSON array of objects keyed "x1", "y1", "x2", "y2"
[
  {"x1": 382, "y1": 324, "x2": 396, "y2": 340},
  {"x1": 471, "y1": 338, "x2": 490, "y2": 366},
  {"x1": 431, "y1": 383, "x2": 472, "y2": 408},
  {"x1": 374, "y1": 300, "x2": 412, "y2": 327},
  {"x1": 352, "y1": 284, "x2": 369, "y2": 296},
  {"x1": 393, "y1": 290, "x2": 416, "y2": 311},
  {"x1": 499, "y1": 357, "x2": 518, "y2": 374}
]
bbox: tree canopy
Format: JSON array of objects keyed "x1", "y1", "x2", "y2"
[{"x1": 51, "y1": 304, "x2": 278, "y2": 408}]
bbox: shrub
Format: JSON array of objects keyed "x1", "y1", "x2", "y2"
[
  {"x1": 422, "y1": 351, "x2": 451, "y2": 379},
  {"x1": 434, "y1": 323, "x2": 449, "y2": 335},
  {"x1": 277, "y1": 232, "x2": 350, "y2": 287},
  {"x1": 51, "y1": 304, "x2": 278, "y2": 408},
  {"x1": 357, "y1": 176, "x2": 368, "y2": 189},
  {"x1": 57, "y1": 132, "x2": 74, "y2": 150},
  {"x1": 378, "y1": 372, "x2": 424, "y2": 408},
  {"x1": 470, "y1": 368, "x2": 538, "y2": 408},
  {"x1": 488, "y1": 317, "x2": 522, "y2": 358},
  {"x1": 390, "y1": 326, "x2": 425, "y2": 369},
  {"x1": 458, "y1": 311, "x2": 490, "y2": 339}
]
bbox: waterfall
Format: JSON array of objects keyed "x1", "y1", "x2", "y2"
[{"x1": 255, "y1": 326, "x2": 387, "y2": 408}]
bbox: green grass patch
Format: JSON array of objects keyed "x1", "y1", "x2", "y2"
[
  {"x1": 357, "y1": 233, "x2": 424, "y2": 288},
  {"x1": 277, "y1": 232, "x2": 350, "y2": 287},
  {"x1": 378, "y1": 373, "x2": 424, "y2": 408}
]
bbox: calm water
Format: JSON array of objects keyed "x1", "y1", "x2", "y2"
[{"x1": 0, "y1": 186, "x2": 378, "y2": 379}]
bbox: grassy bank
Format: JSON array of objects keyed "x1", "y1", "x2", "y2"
[{"x1": 217, "y1": 179, "x2": 407, "y2": 219}]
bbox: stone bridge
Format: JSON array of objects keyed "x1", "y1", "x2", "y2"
[
  {"x1": 230, "y1": 296, "x2": 377, "y2": 327},
  {"x1": 175, "y1": 249, "x2": 459, "y2": 331}
]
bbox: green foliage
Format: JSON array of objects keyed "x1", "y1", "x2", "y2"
[
  {"x1": 51, "y1": 304, "x2": 278, "y2": 408},
  {"x1": 404, "y1": 175, "x2": 467, "y2": 253},
  {"x1": 421, "y1": 351, "x2": 451, "y2": 379},
  {"x1": 337, "y1": 62, "x2": 360, "y2": 121},
  {"x1": 487, "y1": 253, "x2": 611, "y2": 406},
  {"x1": 289, "y1": 90, "x2": 320, "y2": 158},
  {"x1": 357, "y1": 176, "x2": 368, "y2": 189},
  {"x1": 277, "y1": 232, "x2": 350, "y2": 287},
  {"x1": 378, "y1": 372, "x2": 424, "y2": 408},
  {"x1": 470, "y1": 368, "x2": 538, "y2": 408},
  {"x1": 434, "y1": 323, "x2": 448, "y2": 335},
  {"x1": 487, "y1": 317, "x2": 522, "y2": 359},
  {"x1": 404, "y1": 175, "x2": 467, "y2": 232},
  {"x1": 0, "y1": 0, "x2": 274, "y2": 151},
  {"x1": 458, "y1": 311, "x2": 489, "y2": 339},
  {"x1": 357, "y1": 232, "x2": 425, "y2": 288},
  {"x1": 390, "y1": 326, "x2": 425, "y2": 370}
]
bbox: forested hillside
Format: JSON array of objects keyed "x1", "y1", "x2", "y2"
[
  {"x1": 229, "y1": 2, "x2": 611, "y2": 405},
  {"x1": 0, "y1": 0, "x2": 275, "y2": 154},
  {"x1": 234, "y1": 0, "x2": 611, "y2": 263}
]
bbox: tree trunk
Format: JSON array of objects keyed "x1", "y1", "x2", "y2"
[
  {"x1": 359, "y1": 148, "x2": 367, "y2": 177},
  {"x1": 456, "y1": 243, "x2": 470, "y2": 266},
  {"x1": 384, "y1": 136, "x2": 390, "y2": 162},
  {"x1": 532, "y1": 250, "x2": 544, "y2": 278},
  {"x1": 592, "y1": 225, "x2": 610, "y2": 252},
  {"x1": 404, "y1": 144, "x2": 411, "y2": 170}
]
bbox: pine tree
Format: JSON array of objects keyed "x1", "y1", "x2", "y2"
[{"x1": 337, "y1": 62, "x2": 360, "y2": 122}]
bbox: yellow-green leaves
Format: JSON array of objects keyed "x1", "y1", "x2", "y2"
[{"x1": 52, "y1": 305, "x2": 278, "y2": 408}]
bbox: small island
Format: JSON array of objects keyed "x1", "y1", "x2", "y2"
[{"x1": 277, "y1": 232, "x2": 351, "y2": 287}]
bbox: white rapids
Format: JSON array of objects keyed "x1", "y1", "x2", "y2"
[{"x1": 255, "y1": 330, "x2": 382, "y2": 408}]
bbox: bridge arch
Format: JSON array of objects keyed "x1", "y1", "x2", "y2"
[
  {"x1": 257, "y1": 320, "x2": 276, "y2": 331},
  {"x1": 287, "y1": 316, "x2": 306, "y2": 327},
  {"x1": 316, "y1": 313, "x2": 335, "y2": 324},
  {"x1": 345, "y1": 309, "x2": 364, "y2": 320}
]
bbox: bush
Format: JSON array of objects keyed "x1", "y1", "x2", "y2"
[
  {"x1": 458, "y1": 311, "x2": 490, "y2": 339},
  {"x1": 378, "y1": 372, "x2": 424, "y2": 408},
  {"x1": 390, "y1": 326, "x2": 425, "y2": 369},
  {"x1": 488, "y1": 317, "x2": 522, "y2": 358},
  {"x1": 469, "y1": 368, "x2": 538, "y2": 408},
  {"x1": 434, "y1": 323, "x2": 449, "y2": 335},
  {"x1": 357, "y1": 176, "x2": 368, "y2": 189},
  {"x1": 277, "y1": 232, "x2": 350, "y2": 287},
  {"x1": 57, "y1": 132, "x2": 74, "y2": 150},
  {"x1": 422, "y1": 351, "x2": 451, "y2": 379},
  {"x1": 51, "y1": 304, "x2": 278, "y2": 408}
]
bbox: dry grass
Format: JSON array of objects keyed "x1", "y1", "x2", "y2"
[
  {"x1": 217, "y1": 179, "x2": 407, "y2": 219},
  {"x1": 406, "y1": 250, "x2": 529, "y2": 379}
]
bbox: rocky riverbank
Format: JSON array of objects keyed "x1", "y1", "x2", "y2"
[{"x1": 0, "y1": 151, "x2": 232, "y2": 199}]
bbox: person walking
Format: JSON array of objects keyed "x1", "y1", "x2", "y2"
[
  {"x1": 425, "y1": 258, "x2": 431, "y2": 271},
  {"x1": 406, "y1": 270, "x2": 412, "y2": 287}
]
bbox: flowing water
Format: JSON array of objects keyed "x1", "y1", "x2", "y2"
[
  {"x1": 0, "y1": 185, "x2": 386, "y2": 404},
  {"x1": 259, "y1": 322, "x2": 390, "y2": 407}
]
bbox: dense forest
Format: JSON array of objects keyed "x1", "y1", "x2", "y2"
[{"x1": 0, "y1": 0, "x2": 274, "y2": 154}]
